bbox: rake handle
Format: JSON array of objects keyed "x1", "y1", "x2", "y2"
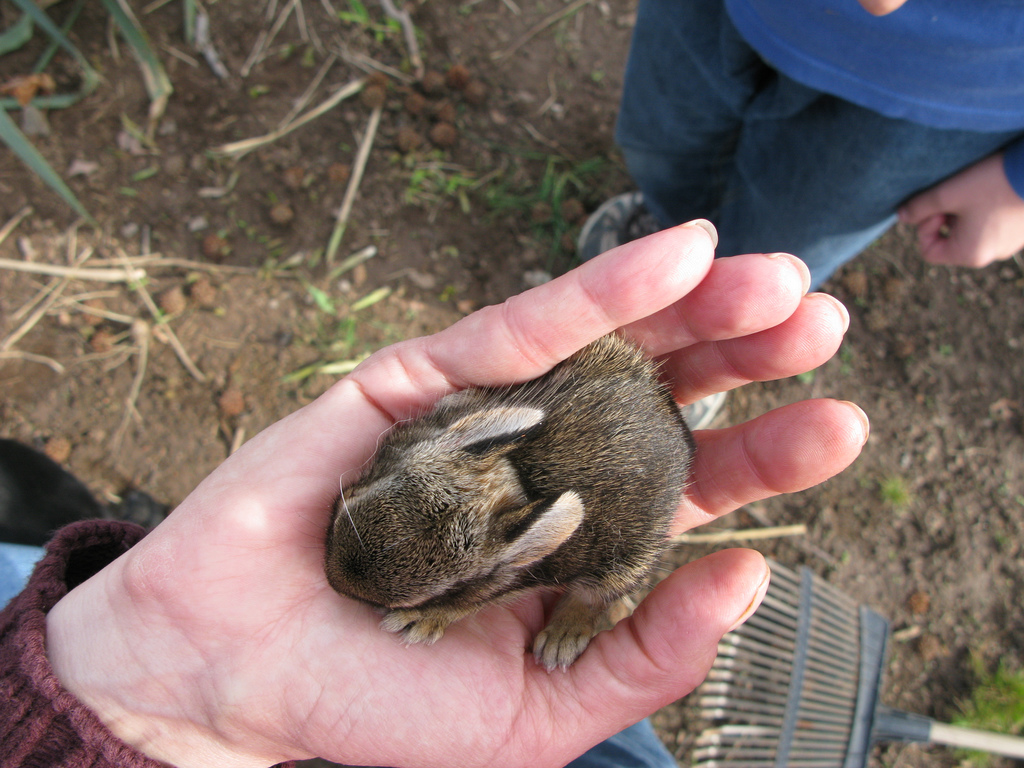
[{"x1": 875, "y1": 706, "x2": 1024, "y2": 759}]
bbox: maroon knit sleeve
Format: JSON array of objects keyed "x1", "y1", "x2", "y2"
[{"x1": 0, "y1": 519, "x2": 166, "y2": 768}]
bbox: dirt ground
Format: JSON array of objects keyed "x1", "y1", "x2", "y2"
[{"x1": 2, "y1": 2, "x2": 1023, "y2": 766}]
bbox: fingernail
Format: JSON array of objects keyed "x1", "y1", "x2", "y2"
[
  {"x1": 766, "y1": 252, "x2": 811, "y2": 295},
  {"x1": 684, "y1": 218, "x2": 719, "y2": 248},
  {"x1": 728, "y1": 561, "x2": 771, "y2": 632},
  {"x1": 808, "y1": 292, "x2": 850, "y2": 333},
  {"x1": 839, "y1": 400, "x2": 871, "y2": 444}
]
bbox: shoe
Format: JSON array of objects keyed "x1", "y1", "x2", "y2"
[
  {"x1": 681, "y1": 390, "x2": 727, "y2": 430},
  {"x1": 578, "y1": 191, "x2": 663, "y2": 262}
]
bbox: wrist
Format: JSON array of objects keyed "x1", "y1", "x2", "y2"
[{"x1": 46, "y1": 550, "x2": 285, "y2": 768}]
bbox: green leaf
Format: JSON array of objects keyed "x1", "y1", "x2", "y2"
[
  {"x1": 304, "y1": 283, "x2": 337, "y2": 315},
  {"x1": 7, "y1": 0, "x2": 99, "y2": 94},
  {"x1": 0, "y1": 104, "x2": 93, "y2": 222},
  {"x1": 100, "y1": 0, "x2": 173, "y2": 126},
  {"x1": 351, "y1": 286, "x2": 391, "y2": 312},
  {"x1": 0, "y1": 11, "x2": 33, "y2": 56}
]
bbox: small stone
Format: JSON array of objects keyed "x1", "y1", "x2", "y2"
[
  {"x1": 283, "y1": 166, "x2": 306, "y2": 189},
  {"x1": 158, "y1": 285, "x2": 188, "y2": 315},
  {"x1": 428, "y1": 122, "x2": 458, "y2": 148},
  {"x1": 396, "y1": 126, "x2": 425, "y2": 153},
  {"x1": 907, "y1": 590, "x2": 930, "y2": 615},
  {"x1": 189, "y1": 276, "x2": 218, "y2": 309},
  {"x1": 420, "y1": 70, "x2": 446, "y2": 95},
  {"x1": 433, "y1": 100, "x2": 457, "y2": 125},
  {"x1": 43, "y1": 436, "x2": 72, "y2": 464},
  {"x1": 404, "y1": 92, "x2": 428, "y2": 116},
  {"x1": 361, "y1": 83, "x2": 388, "y2": 109},
  {"x1": 218, "y1": 387, "x2": 246, "y2": 418},
  {"x1": 81, "y1": 298, "x2": 107, "y2": 326},
  {"x1": 915, "y1": 634, "x2": 944, "y2": 663},
  {"x1": 446, "y1": 64, "x2": 472, "y2": 91},
  {"x1": 89, "y1": 328, "x2": 116, "y2": 354},
  {"x1": 201, "y1": 233, "x2": 230, "y2": 260},
  {"x1": 463, "y1": 80, "x2": 489, "y2": 105},
  {"x1": 328, "y1": 163, "x2": 351, "y2": 185},
  {"x1": 269, "y1": 202, "x2": 295, "y2": 226}
]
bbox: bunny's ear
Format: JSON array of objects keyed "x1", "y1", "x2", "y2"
[
  {"x1": 444, "y1": 406, "x2": 545, "y2": 454},
  {"x1": 502, "y1": 491, "x2": 585, "y2": 568}
]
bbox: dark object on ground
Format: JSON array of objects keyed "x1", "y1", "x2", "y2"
[{"x1": 0, "y1": 439, "x2": 168, "y2": 546}]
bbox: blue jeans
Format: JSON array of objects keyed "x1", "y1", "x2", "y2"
[
  {"x1": 0, "y1": 541, "x2": 45, "y2": 608},
  {"x1": 616, "y1": 0, "x2": 1024, "y2": 289},
  {"x1": 567, "y1": 719, "x2": 677, "y2": 768}
]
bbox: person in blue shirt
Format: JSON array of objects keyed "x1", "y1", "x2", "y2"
[{"x1": 580, "y1": 0, "x2": 1024, "y2": 293}]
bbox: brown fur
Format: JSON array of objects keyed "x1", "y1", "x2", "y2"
[{"x1": 324, "y1": 334, "x2": 694, "y2": 669}]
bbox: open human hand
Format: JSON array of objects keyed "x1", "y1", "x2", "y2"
[
  {"x1": 899, "y1": 152, "x2": 1024, "y2": 268},
  {"x1": 46, "y1": 221, "x2": 868, "y2": 768}
]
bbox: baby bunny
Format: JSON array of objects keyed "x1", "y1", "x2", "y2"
[{"x1": 324, "y1": 333, "x2": 694, "y2": 670}]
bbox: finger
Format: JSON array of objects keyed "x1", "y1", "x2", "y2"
[
  {"x1": 912, "y1": 213, "x2": 950, "y2": 262},
  {"x1": 662, "y1": 292, "x2": 849, "y2": 403},
  {"x1": 356, "y1": 221, "x2": 716, "y2": 414},
  {"x1": 898, "y1": 185, "x2": 945, "y2": 226},
  {"x1": 679, "y1": 398, "x2": 869, "y2": 532},
  {"x1": 624, "y1": 252, "x2": 811, "y2": 356},
  {"x1": 536, "y1": 549, "x2": 769, "y2": 764},
  {"x1": 204, "y1": 222, "x2": 717, "y2": 507}
]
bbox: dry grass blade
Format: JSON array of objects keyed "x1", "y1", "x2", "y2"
[
  {"x1": 1, "y1": 247, "x2": 95, "y2": 353},
  {"x1": 326, "y1": 101, "x2": 383, "y2": 263},
  {"x1": 119, "y1": 250, "x2": 206, "y2": 382},
  {"x1": 491, "y1": 0, "x2": 592, "y2": 62},
  {"x1": 0, "y1": 256, "x2": 146, "y2": 282},
  {"x1": 212, "y1": 78, "x2": 365, "y2": 158},
  {"x1": 0, "y1": 349, "x2": 65, "y2": 374},
  {"x1": 378, "y1": 0, "x2": 422, "y2": 79},
  {"x1": 0, "y1": 206, "x2": 32, "y2": 247},
  {"x1": 670, "y1": 524, "x2": 808, "y2": 545},
  {"x1": 112, "y1": 320, "x2": 150, "y2": 451}
]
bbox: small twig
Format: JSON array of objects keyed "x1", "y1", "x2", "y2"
[
  {"x1": 491, "y1": 0, "x2": 592, "y2": 61},
  {"x1": 162, "y1": 43, "x2": 200, "y2": 68},
  {"x1": 670, "y1": 524, "x2": 807, "y2": 546},
  {"x1": 326, "y1": 102, "x2": 383, "y2": 264},
  {"x1": 230, "y1": 426, "x2": 246, "y2": 455},
  {"x1": 112, "y1": 321, "x2": 150, "y2": 451},
  {"x1": 319, "y1": 0, "x2": 337, "y2": 14},
  {"x1": 1, "y1": 249, "x2": 95, "y2": 353},
  {"x1": 277, "y1": 51, "x2": 337, "y2": 130},
  {"x1": 378, "y1": 0, "x2": 423, "y2": 79},
  {"x1": 194, "y1": 9, "x2": 230, "y2": 79},
  {"x1": 0, "y1": 349, "x2": 66, "y2": 374},
  {"x1": 0, "y1": 256, "x2": 145, "y2": 282},
  {"x1": 212, "y1": 77, "x2": 365, "y2": 158},
  {"x1": 0, "y1": 206, "x2": 32, "y2": 248},
  {"x1": 119, "y1": 250, "x2": 206, "y2": 382},
  {"x1": 336, "y1": 47, "x2": 415, "y2": 84},
  {"x1": 242, "y1": 0, "x2": 297, "y2": 77},
  {"x1": 87, "y1": 254, "x2": 255, "y2": 274},
  {"x1": 294, "y1": 0, "x2": 310, "y2": 44}
]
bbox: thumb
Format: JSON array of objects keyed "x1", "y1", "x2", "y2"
[{"x1": 549, "y1": 549, "x2": 770, "y2": 755}]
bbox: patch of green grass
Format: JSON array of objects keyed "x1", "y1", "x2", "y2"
[
  {"x1": 336, "y1": 0, "x2": 402, "y2": 42},
  {"x1": 879, "y1": 474, "x2": 913, "y2": 510},
  {"x1": 485, "y1": 153, "x2": 609, "y2": 258},
  {"x1": 953, "y1": 656, "x2": 1024, "y2": 767}
]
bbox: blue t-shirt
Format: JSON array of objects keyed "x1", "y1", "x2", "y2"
[{"x1": 725, "y1": 0, "x2": 1024, "y2": 196}]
